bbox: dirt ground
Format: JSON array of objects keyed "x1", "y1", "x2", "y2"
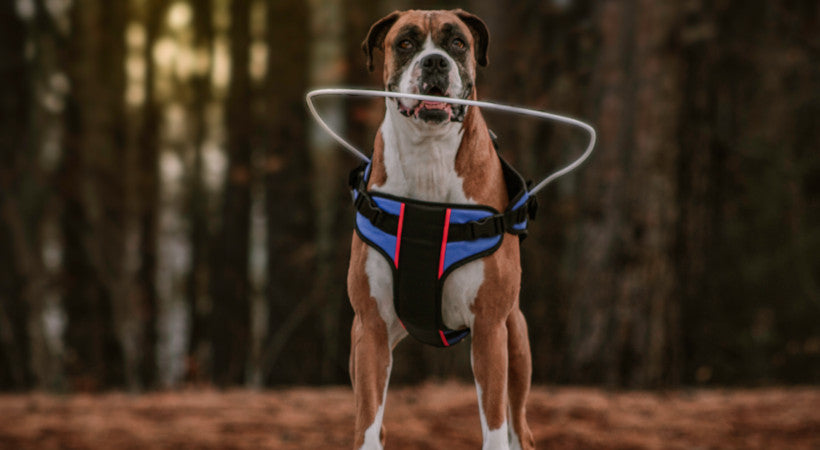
[{"x1": 0, "y1": 383, "x2": 818, "y2": 449}]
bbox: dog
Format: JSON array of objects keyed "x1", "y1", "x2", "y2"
[{"x1": 347, "y1": 9, "x2": 535, "y2": 449}]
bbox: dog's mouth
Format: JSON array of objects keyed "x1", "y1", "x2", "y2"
[{"x1": 396, "y1": 85, "x2": 467, "y2": 123}]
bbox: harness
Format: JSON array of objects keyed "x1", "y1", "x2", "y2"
[{"x1": 350, "y1": 137, "x2": 537, "y2": 347}]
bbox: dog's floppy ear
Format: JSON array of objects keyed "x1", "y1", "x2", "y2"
[
  {"x1": 362, "y1": 11, "x2": 401, "y2": 72},
  {"x1": 454, "y1": 9, "x2": 489, "y2": 67}
]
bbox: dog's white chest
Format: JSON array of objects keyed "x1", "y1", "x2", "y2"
[{"x1": 364, "y1": 110, "x2": 483, "y2": 333}]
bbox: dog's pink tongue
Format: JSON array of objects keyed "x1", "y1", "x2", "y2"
[{"x1": 421, "y1": 100, "x2": 448, "y2": 110}]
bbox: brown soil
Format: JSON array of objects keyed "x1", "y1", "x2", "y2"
[{"x1": 0, "y1": 383, "x2": 818, "y2": 449}]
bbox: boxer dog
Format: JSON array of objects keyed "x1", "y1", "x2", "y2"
[{"x1": 347, "y1": 9, "x2": 535, "y2": 449}]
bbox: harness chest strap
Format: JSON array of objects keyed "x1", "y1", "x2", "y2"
[
  {"x1": 350, "y1": 144, "x2": 536, "y2": 348},
  {"x1": 353, "y1": 187, "x2": 535, "y2": 242}
]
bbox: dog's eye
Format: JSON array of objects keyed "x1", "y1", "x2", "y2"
[
  {"x1": 398, "y1": 39, "x2": 414, "y2": 50},
  {"x1": 451, "y1": 38, "x2": 466, "y2": 50}
]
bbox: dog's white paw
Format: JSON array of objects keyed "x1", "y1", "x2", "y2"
[
  {"x1": 483, "y1": 425, "x2": 510, "y2": 450},
  {"x1": 359, "y1": 420, "x2": 383, "y2": 450},
  {"x1": 508, "y1": 429, "x2": 523, "y2": 450}
]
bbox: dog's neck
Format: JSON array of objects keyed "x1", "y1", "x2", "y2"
[{"x1": 373, "y1": 102, "x2": 472, "y2": 203}]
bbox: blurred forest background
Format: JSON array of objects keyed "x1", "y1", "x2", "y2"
[{"x1": 0, "y1": 0, "x2": 818, "y2": 392}]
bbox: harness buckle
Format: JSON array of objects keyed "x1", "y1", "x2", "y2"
[
  {"x1": 527, "y1": 196, "x2": 538, "y2": 221},
  {"x1": 353, "y1": 190, "x2": 365, "y2": 209},
  {"x1": 371, "y1": 209, "x2": 384, "y2": 227},
  {"x1": 470, "y1": 215, "x2": 505, "y2": 240},
  {"x1": 365, "y1": 197, "x2": 385, "y2": 227},
  {"x1": 354, "y1": 190, "x2": 388, "y2": 229}
]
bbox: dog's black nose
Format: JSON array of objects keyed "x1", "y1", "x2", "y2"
[{"x1": 421, "y1": 54, "x2": 449, "y2": 72}]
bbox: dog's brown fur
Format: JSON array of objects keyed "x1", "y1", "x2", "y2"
[{"x1": 348, "y1": 10, "x2": 535, "y2": 449}]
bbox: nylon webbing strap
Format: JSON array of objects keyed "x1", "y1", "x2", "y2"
[
  {"x1": 354, "y1": 190, "x2": 531, "y2": 240},
  {"x1": 351, "y1": 173, "x2": 534, "y2": 241}
]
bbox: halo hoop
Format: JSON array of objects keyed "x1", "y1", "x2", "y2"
[{"x1": 305, "y1": 88, "x2": 596, "y2": 195}]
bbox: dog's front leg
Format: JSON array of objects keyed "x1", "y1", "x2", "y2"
[
  {"x1": 350, "y1": 313, "x2": 392, "y2": 449},
  {"x1": 472, "y1": 317, "x2": 510, "y2": 450},
  {"x1": 348, "y1": 237, "x2": 401, "y2": 450},
  {"x1": 507, "y1": 307, "x2": 535, "y2": 449}
]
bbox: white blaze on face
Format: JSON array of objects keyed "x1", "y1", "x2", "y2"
[{"x1": 396, "y1": 34, "x2": 464, "y2": 111}]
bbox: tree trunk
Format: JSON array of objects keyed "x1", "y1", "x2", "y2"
[
  {"x1": 187, "y1": 0, "x2": 214, "y2": 384},
  {"x1": 0, "y1": 0, "x2": 33, "y2": 390},
  {"x1": 135, "y1": 0, "x2": 163, "y2": 389},
  {"x1": 675, "y1": 0, "x2": 724, "y2": 385},
  {"x1": 568, "y1": 0, "x2": 682, "y2": 387},
  {"x1": 211, "y1": 0, "x2": 252, "y2": 386},
  {"x1": 261, "y1": 0, "x2": 313, "y2": 384},
  {"x1": 307, "y1": 0, "x2": 345, "y2": 384},
  {"x1": 3, "y1": 0, "x2": 73, "y2": 391},
  {"x1": 64, "y1": 0, "x2": 146, "y2": 391}
]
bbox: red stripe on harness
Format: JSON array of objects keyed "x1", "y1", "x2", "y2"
[
  {"x1": 394, "y1": 202, "x2": 405, "y2": 268},
  {"x1": 438, "y1": 330, "x2": 450, "y2": 347},
  {"x1": 438, "y1": 208, "x2": 451, "y2": 278}
]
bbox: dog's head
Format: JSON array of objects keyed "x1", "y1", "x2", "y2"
[{"x1": 362, "y1": 9, "x2": 489, "y2": 124}]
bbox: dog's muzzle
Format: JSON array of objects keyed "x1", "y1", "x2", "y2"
[{"x1": 396, "y1": 54, "x2": 468, "y2": 123}]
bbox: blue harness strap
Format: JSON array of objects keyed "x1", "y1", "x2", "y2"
[{"x1": 350, "y1": 142, "x2": 536, "y2": 348}]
